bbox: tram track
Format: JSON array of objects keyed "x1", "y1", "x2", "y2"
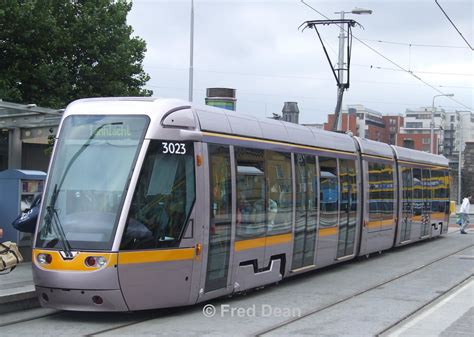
[
  {"x1": 0, "y1": 309, "x2": 60, "y2": 328},
  {"x1": 253, "y1": 241, "x2": 473, "y2": 336},
  {"x1": 374, "y1": 275, "x2": 474, "y2": 336}
]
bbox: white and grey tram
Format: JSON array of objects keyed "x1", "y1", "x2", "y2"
[{"x1": 32, "y1": 98, "x2": 450, "y2": 311}]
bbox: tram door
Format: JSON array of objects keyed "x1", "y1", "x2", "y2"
[
  {"x1": 412, "y1": 168, "x2": 423, "y2": 238},
  {"x1": 204, "y1": 144, "x2": 232, "y2": 293},
  {"x1": 400, "y1": 167, "x2": 413, "y2": 242},
  {"x1": 291, "y1": 154, "x2": 317, "y2": 270},
  {"x1": 420, "y1": 169, "x2": 432, "y2": 237},
  {"x1": 337, "y1": 159, "x2": 357, "y2": 258}
]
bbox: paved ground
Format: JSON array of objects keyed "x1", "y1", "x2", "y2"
[
  {"x1": 0, "y1": 262, "x2": 36, "y2": 313},
  {"x1": 0, "y1": 225, "x2": 472, "y2": 336},
  {"x1": 385, "y1": 278, "x2": 474, "y2": 337}
]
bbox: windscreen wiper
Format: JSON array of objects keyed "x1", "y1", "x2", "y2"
[{"x1": 44, "y1": 184, "x2": 73, "y2": 258}]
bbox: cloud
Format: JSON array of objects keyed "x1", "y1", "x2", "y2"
[{"x1": 128, "y1": 0, "x2": 473, "y2": 124}]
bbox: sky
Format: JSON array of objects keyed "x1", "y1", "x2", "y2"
[{"x1": 127, "y1": 0, "x2": 473, "y2": 124}]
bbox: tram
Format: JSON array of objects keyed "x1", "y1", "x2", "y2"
[{"x1": 32, "y1": 98, "x2": 450, "y2": 311}]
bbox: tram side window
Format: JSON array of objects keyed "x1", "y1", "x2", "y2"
[
  {"x1": 210, "y1": 145, "x2": 232, "y2": 228},
  {"x1": 368, "y1": 162, "x2": 381, "y2": 224},
  {"x1": 422, "y1": 169, "x2": 432, "y2": 212},
  {"x1": 431, "y1": 169, "x2": 445, "y2": 213},
  {"x1": 339, "y1": 159, "x2": 357, "y2": 216},
  {"x1": 401, "y1": 167, "x2": 413, "y2": 213},
  {"x1": 236, "y1": 147, "x2": 266, "y2": 239},
  {"x1": 120, "y1": 141, "x2": 195, "y2": 250},
  {"x1": 319, "y1": 157, "x2": 338, "y2": 228},
  {"x1": 413, "y1": 168, "x2": 423, "y2": 216},
  {"x1": 265, "y1": 151, "x2": 292, "y2": 235},
  {"x1": 382, "y1": 164, "x2": 394, "y2": 222}
]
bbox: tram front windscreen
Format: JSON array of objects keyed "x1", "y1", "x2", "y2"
[{"x1": 36, "y1": 115, "x2": 149, "y2": 251}]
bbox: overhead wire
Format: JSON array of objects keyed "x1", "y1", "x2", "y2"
[
  {"x1": 352, "y1": 64, "x2": 474, "y2": 77},
  {"x1": 299, "y1": 0, "x2": 472, "y2": 112},
  {"x1": 359, "y1": 38, "x2": 470, "y2": 49},
  {"x1": 435, "y1": 0, "x2": 473, "y2": 50}
]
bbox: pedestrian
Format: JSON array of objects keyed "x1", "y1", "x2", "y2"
[{"x1": 459, "y1": 193, "x2": 472, "y2": 234}]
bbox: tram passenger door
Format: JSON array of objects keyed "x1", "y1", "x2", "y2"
[
  {"x1": 412, "y1": 168, "x2": 423, "y2": 239},
  {"x1": 291, "y1": 154, "x2": 317, "y2": 270},
  {"x1": 400, "y1": 167, "x2": 413, "y2": 243},
  {"x1": 203, "y1": 144, "x2": 233, "y2": 294},
  {"x1": 420, "y1": 169, "x2": 431, "y2": 237},
  {"x1": 336, "y1": 159, "x2": 358, "y2": 258},
  {"x1": 315, "y1": 157, "x2": 339, "y2": 267}
]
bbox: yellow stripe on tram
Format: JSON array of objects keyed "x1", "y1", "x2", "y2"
[
  {"x1": 319, "y1": 227, "x2": 338, "y2": 236},
  {"x1": 235, "y1": 233, "x2": 292, "y2": 252},
  {"x1": 118, "y1": 248, "x2": 195, "y2": 264},
  {"x1": 366, "y1": 219, "x2": 395, "y2": 229}
]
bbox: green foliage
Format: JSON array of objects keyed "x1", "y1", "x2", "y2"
[{"x1": 0, "y1": 0, "x2": 152, "y2": 109}]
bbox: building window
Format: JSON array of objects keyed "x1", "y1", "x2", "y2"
[
  {"x1": 450, "y1": 115, "x2": 455, "y2": 122},
  {"x1": 422, "y1": 138, "x2": 431, "y2": 145},
  {"x1": 389, "y1": 119, "x2": 396, "y2": 125},
  {"x1": 403, "y1": 139, "x2": 415, "y2": 149},
  {"x1": 406, "y1": 122, "x2": 423, "y2": 128}
]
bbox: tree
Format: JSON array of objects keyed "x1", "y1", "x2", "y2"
[{"x1": 0, "y1": 0, "x2": 152, "y2": 109}]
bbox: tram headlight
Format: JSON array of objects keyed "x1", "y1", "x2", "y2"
[
  {"x1": 37, "y1": 253, "x2": 52, "y2": 264},
  {"x1": 85, "y1": 256, "x2": 107, "y2": 268}
]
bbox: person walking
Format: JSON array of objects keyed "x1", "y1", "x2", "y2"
[{"x1": 459, "y1": 193, "x2": 472, "y2": 234}]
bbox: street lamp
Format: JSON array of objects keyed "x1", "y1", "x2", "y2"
[
  {"x1": 457, "y1": 111, "x2": 471, "y2": 204},
  {"x1": 431, "y1": 93, "x2": 454, "y2": 153},
  {"x1": 188, "y1": 0, "x2": 194, "y2": 102},
  {"x1": 334, "y1": 8, "x2": 372, "y2": 130}
]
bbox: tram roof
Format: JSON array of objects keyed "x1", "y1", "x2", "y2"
[
  {"x1": 391, "y1": 145, "x2": 449, "y2": 167},
  {"x1": 192, "y1": 103, "x2": 357, "y2": 154},
  {"x1": 354, "y1": 137, "x2": 395, "y2": 160}
]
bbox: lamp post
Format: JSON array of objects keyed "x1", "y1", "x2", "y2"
[
  {"x1": 334, "y1": 8, "x2": 372, "y2": 130},
  {"x1": 457, "y1": 111, "x2": 471, "y2": 204},
  {"x1": 431, "y1": 94, "x2": 454, "y2": 153},
  {"x1": 188, "y1": 0, "x2": 194, "y2": 102}
]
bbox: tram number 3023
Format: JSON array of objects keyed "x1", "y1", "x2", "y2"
[{"x1": 161, "y1": 142, "x2": 187, "y2": 155}]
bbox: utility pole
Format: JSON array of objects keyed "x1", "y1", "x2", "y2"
[
  {"x1": 335, "y1": 11, "x2": 346, "y2": 131},
  {"x1": 332, "y1": 8, "x2": 372, "y2": 131},
  {"x1": 300, "y1": 3, "x2": 372, "y2": 132},
  {"x1": 188, "y1": 0, "x2": 194, "y2": 102}
]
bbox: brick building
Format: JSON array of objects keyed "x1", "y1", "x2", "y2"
[{"x1": 323, "y1": 105, "x2": 403, "y2": 145}]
